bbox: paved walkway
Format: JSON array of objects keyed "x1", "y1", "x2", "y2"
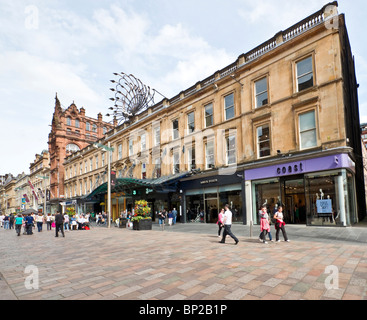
[{"x1": 0, "y1": 222, "x2": 366, "y2": 301}]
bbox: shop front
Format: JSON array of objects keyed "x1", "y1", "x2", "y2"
[
  {"x1": 244, "y1": 152, "x2": 358, "y2": 227},
  {"x1": 180, "y1": 172, "x2": 245, "y2": 224},
  {"x1": 85, "y1": 173, "x2": 188, "y2": 223}
]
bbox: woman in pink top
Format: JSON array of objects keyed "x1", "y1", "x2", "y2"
[
  {"x1": 259, "y1": 206, "x2": 271, "y2": 244},
  {"x1": 217, "y1": 208, "x2": 225, "y2": 237}
]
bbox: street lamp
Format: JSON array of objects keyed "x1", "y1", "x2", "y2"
[
  {"x1": 93, "y1": 142, "x2": 114, "y2": 229},
  {"x1": 36, "y1": 172, "x2": 49, "y2": 217}
]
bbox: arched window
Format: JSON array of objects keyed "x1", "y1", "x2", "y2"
[
  {"x1": 66, "y1": 144, "x2": 80, "y2": 153},
  {"x1": 67, "y1": 117, "x2": 72, "y2": 126}
]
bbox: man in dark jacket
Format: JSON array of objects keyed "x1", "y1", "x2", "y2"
[
  {"x1": 25, "y1": 213, "x2": 34, "y2": 235},
  {"x1": 55, "y1": 211, "x2": 65, "y2": 238}
]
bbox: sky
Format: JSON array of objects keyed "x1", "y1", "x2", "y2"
[{"x1": 0, "y1": 0, "x2": 366, "y2": 176}]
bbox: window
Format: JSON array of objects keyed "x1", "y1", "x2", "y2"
[
  {"x1": 84, "y1": 161, "x2": 87, "y2": 173},
  {"x1": 205, "y1": 140, "x2": 215, "y2": 169},
  {"x1": 95, "y1": 156, "x2": 99, "y2": 169},
  {"x1": 86, "y1": 122, "x2": 90, "y2": 131},
  {"x1": 74, "y1": 164, "x2": 77, "y2": 176},
  {"x1": 103, "y1": 127, "x2": 107, "y2": 134},
  {"x1": 80, "y1": 181, "x2": 83, "y2": 195},
  {"x1": 205, "y1": 103, "x2": 214, "y2": 127},
  {"x1": 118, "y1": 144, "x2": 122, "y2": 160},
  {"x1": 154, "y1": 127, "x2": 160, "y2": 146},
  {"x1": 154, "y1": 158, "x2": 161, "y2": 179},
  {"x1": 79, "y1": 163, "x2": 82, "y2": 175},
  {"x1": 173, "y1": 119, "x2": 179, "y2": 140},
  {"x1": 226, "y1": 135, "x2": 236, "y2": 165},
  {"x1": 92, "y1": 124, "x2": 97, "y2": 133},
  {"x1": 102, "y1": 153, "x2": 105, "y2": 166},
  {"x1": 187, "y1": 112, "x2": 195, "y2": 134},
  {"x1": 75, "y1": 119, "x2": 80, "y2": 128},
  {"x1": 299, "y1": 111, "x2": 317, "y2": 149},
  {"x1": 129, "y1": 139, "x2": 133, "y2": 156},
  {"x1": 257, "y1": 125, "x2": 271, "y2": 158},
  {"x1": 142, "y1": 163, "x2": 147, "y2": 180},
  {"x1": 67, "y1": 117, "x2": 71, "y2": 126},
  {"x1": 224, "y1": 93, "x2": 235, "y2": 120},
  {"x1": 296, "y1": 56, "x2": 314, "y2": 92},
  {"x1": 255, "y1": 77, "x2": 268, "y2": 108},
  {"x1": 187, "y1": 145, "x2": 196, "y2": 171},
  {"x1": 173, "y1": 151, "x2": 180, "y2": 174},
  {"x1": 90, "y1": 158, "x2": 93, "y2": 171},
  {"x1": 141, "y1": 134, "x2": 146, "y2": 152}
]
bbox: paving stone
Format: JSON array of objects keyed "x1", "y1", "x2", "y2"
[{"x1": 1, "y1": 224, "x2": 367, "y2": 301}]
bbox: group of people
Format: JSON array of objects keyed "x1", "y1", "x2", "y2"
[
  {"x1": 258, "y1": 205, "x2": 290, "y2": 244},
  {"x1": 0, "y1": 211, "x2": 92, "y2": 238},
  {"x1": 158, "y1": 208, "x2": 178, "y2": 230},
  {"x1": 216, "y1": 204, "x2": 289, "y2": 245}
]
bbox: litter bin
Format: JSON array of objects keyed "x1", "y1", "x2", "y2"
[{"x1": 119, "y1": 218, "x2": 128, "y2": 228}]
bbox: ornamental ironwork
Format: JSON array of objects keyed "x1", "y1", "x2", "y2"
[{"x1": 107, "y1": 72, "x2": 166, "y2": 126}]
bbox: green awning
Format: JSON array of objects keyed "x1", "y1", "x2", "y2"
[{"x1": 84, "y1": 172, "x2": 189, "y2": 200}]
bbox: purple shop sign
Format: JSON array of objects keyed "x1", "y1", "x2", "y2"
[{"x1": 244, "y1": 154, "x2": 354, "y2": 181}]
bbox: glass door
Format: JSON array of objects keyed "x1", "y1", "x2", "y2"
[
  {"x1": 205, "y1": 194, "x2": 218, "y2": 223},
  {"x1": 282, "y1": 178, "x2": 306, "y2": 224}
]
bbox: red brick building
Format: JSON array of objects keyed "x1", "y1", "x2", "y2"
[{"x1": 48, "y1": 94, "x2": 114, "y2": 212}]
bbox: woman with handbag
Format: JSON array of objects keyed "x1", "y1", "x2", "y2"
[
  {"x1": 274, "y1": 206, "x2": 290, "y2": 242},
  {"x1": 259, "y1": 206, "x2": 270, "y2": 244},
  {"x1": 217, "y1": 208, "x2": 224, "y2": 238}
]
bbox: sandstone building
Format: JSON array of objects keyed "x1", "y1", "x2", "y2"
[
  {"x1": 48, "y1": 95, "x2": 114, "y2": 213},
  {"x1": 64, "y1": 2, "x2": 365, "y2": 226}
]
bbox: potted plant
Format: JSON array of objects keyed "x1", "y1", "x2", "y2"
[{"x1": 131, "y1": 200, "x2": 152, "y2": 230}]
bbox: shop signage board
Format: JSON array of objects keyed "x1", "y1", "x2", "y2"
[{"x1": 244, "y1": 154, "x2": 353, "y2": 181}]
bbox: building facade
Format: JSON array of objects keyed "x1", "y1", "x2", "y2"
[
  {"x1": 64, "y1": 1, "x2": 365, "y2": 226},
  {"x1": 28, "y1": 151, "x2": 51, "y2": 214},
  {"x1": 1, "y1": 175, "x2": 17, "y2": 215},
  {"x1": 48, "y1": 95, "x2": 114, "y2": 213}
]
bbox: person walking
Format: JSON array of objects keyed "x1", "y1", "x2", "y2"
[
  {"x1": 259, "y1": 206, "x2": 271, "y2": 244},
  {"x1": 15, "y1": 214, "x2": 23, "y2": 236},
  {"x1": 172, "y1": 208, "x2": 178, "y2": 225},
  {"x1": 220, "y1": 204, "x2": 239, "y2": 245},
  {"x1": 55, "y1": 211, "x2": 65, "y2": 238},
  {"x1": 3, "y1": 215, "x2": 10, "y2": 230},
  {"x1": 9, "y1": 214, "x2": 15, "y2": 230},
  {"x1": 168, "y1": 211, "x2": 173, "y2": 226},
  {"x1": 274, "y1": 206, "x2": 290, "y2": 242},
  {"x1": 63, "y1": 213, "x2": 70, "y2": 231},
  {"x1": 46, "y1": 213, "x2": 52, "y2": 231},
  {"x1": 35, "y1": 213, "x2": 44, "y2": 232},
  {"x1": 159, "y1": 210, "x2": 166, "y2": 231},
  {"x1": 0, "y1": 213, "x2": 4, "y2": 228},
  {"x1": 217, "y1": 208, "x2": 225, "y2": 238},
  {"x1": 24, "y1": 213, "x2": 34, "y2": 235}
]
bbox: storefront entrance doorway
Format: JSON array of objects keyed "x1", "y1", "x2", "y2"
[
  {"x1": 205, "y1": 196, "x2": 218, "y2": 224},
  {"x1": 282, "y1": 178, "x2": 306, "y2": 224},
  {"x1": 253, "y1": 176, "x2": 306, "y2": 225}
]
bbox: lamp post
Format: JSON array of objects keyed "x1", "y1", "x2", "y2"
[
  {"x1": 36, "y1": 172, "x2": 49, "y2": 217},
  {"x1": 93, "y1": 141, "x2": 114, "y2": 229}
]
